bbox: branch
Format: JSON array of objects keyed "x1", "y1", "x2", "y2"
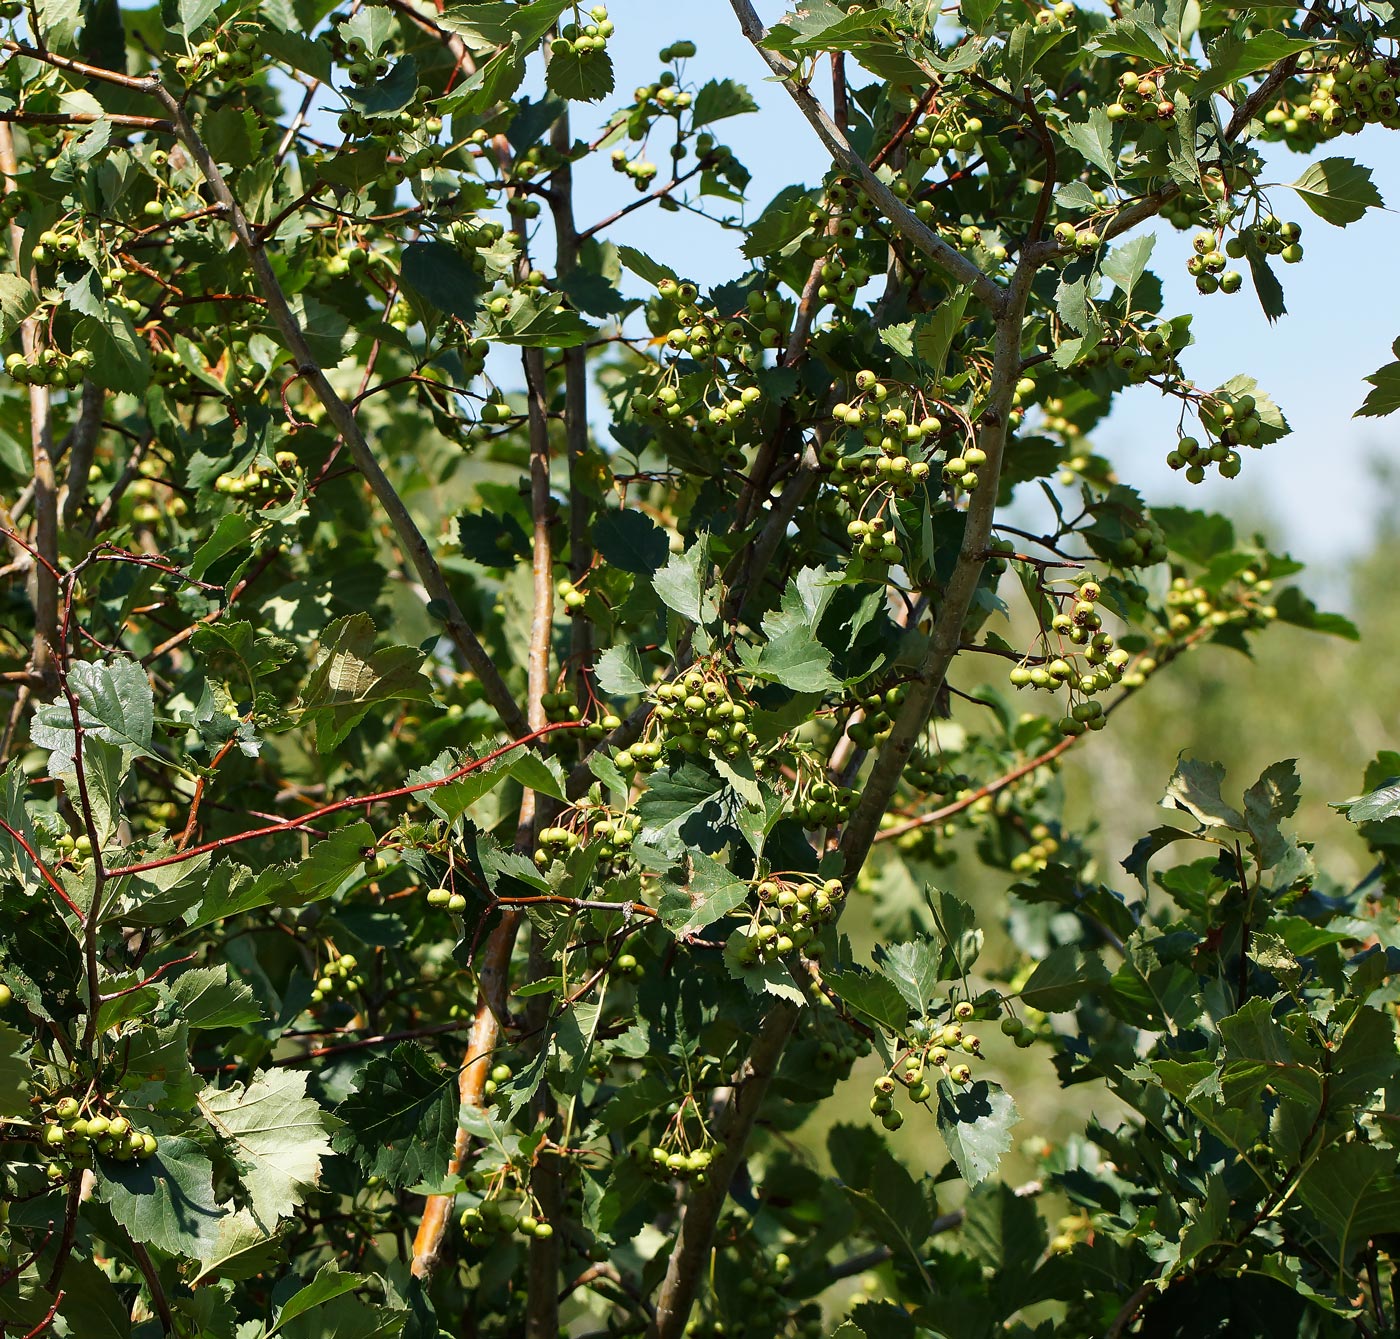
[
  {"x1": 58, "y1": 381, "x2": 105, "y2": 530},
  {"x1": 725, "y1": 0, "x2": 1003, "y2": 312},
  {"x1": 0, "y1": 122, "x2": 57, "y2": 687}
]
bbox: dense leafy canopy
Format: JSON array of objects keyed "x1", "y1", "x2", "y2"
[{"x1": 0, "y1": 0, "x2": 1399, "y2": 1335}]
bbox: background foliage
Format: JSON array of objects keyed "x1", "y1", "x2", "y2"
[{"x1": 2, "y1": 0, "x2": 1400, "y2": 1336}]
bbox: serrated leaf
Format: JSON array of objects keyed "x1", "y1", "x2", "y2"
[
  {"x1": 935, "y1": 1079, "x2": 1019, "y2": 1185},
  {"x1": 198, "y1": 1069, "x2": 332, "y2": 1225},
  {"x1": 31, "y1": 656, "x2": 155, "y2": 770},
  {"x1": 1356, "y1": 343, "x2": 1400, "y2": 418},
  {"x1": 0, "y1": 274, "x2": 36, "y2": 343},
  {"x1": 692, "y1": 77, "x2": 757, "y2": 126},
  {"x1": 271, "y1": 1263, "x2": 367, "y2": 1333},
  {"x1": 1018, "y1": 943, "x2": 1109, "y2": 1012},
  {"x1": 332, "y1": 1043, "x2": 458, "y2": 1188},
  {"x1": 657, "y1": 853, "x2": 749, "y2": 934},
  {"x1": 95, "y1": 1137, "x2": 224, "y2": 1261},
  {"x1": 825, "y1": 968, "x2": 910, "y2": 1033},
  {"x1": 1060, "y1": 107, "x2": 1117, "y2": 182},
  {"x1": 1333, "y1": 782, "x2": 1400, "y2": 825},
  {"x1": 592, "y1": 509, "x2": 669, "y2": 573},
  {"x1": 1164, "y1": 757, "x2": 1245, "y2": 830},
  {"x1": 652, "y1": 537, "x2": 713, "y2": 625},
  {"x1": 1298, "y1": 1143, "x2": 1400, "y2": 1274},
  {"x1": 297, "y1": 613, "x2": 432, "y2": 752},
  {"x1": 546, "y1": 46, "x2": 613, "y2": 102},
  {"x1": 166, "y1": 966, "x2": 263, "y2": 1030},
  {"x1": 1196, "y1": 32, "x2": 1317, "y2": 98},
  {"x1": 1100, "y1": 234, "x2": 1155, "y2": 313},
  {"x1": 401, "y1": 241, "x2": 483, "y2": 323},
  {"x1": 594, "y1": 644, "x2": 647, "y2": 697},
  {"x1": 615, "y1": 244, "x2": 679, "y2": 288},
  {"x1": 344, "y1": 55, "x2": 419, "y2": 119},
  {"x1": 914, "y1": 288, "x2": 971, "y2": 381},
  {"x1": 1286, "y1": 156, "x2": 1385, "y2": 226},
  {"x1": 872, "y1": 938, "x2": 942, "y2": 1016}
]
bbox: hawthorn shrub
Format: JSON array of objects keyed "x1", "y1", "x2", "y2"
[{"x1": 2, "y1": 0, "x2": 1400, "y2": 1336}]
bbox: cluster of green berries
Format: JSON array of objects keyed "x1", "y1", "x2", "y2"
[
  {"x1": 1105, "y1": 69, "x2": 1177, "y2": 124},
  {"x1": 213, "y1": 451, "x2": 301, "y2": 498},
  {"x1": 55, "y1": 830, "x2": 94, "y2": 861},
  {"x1": 551, "y1": 6, "x2": 613, "y2": 58},
  {"x1": 612, "y1": 737, "x2": 663, "y2": 775},
  {"x1": 640, "y1": 1139, "x2": 715, "y2": 1183},
  {"x1": 1263, "y1": 51, "x2": 1400, "y2": 148},
  {"x1": 127, "y1": 473, "x2": 188, "y2": 528},
  {"x1": 870, "y1": 1003, "x2": 982, "y2": 1129},
  {"x1": 482, "y1": 1061, "x2": 512, "y2": 1099},
  {"x1": 1166, "y1": 391, "x2": 1266, "y2": 483},
  {"x1": 847, "y1": 681, "x2": 908, "y2": 750},
  {"x1": 459, "y1": 1194, "x2": 554, "y2": 1245},
  {"x1": 425, "y1": 885, "x2": 469, "y2": 913},
  {"x1": 1160, "y1": 571, "x2": 1276, "y2": 637},
  {"x1": 649, "y1": 669, "x2": 758, "y2": 762},
  {"x1": 29, "y1": 227, "x2": 82, "y2": 268},
  {"x1": 999, "y1": 1012, "x2": 1039, "y2": 1048},
  {"x1": 912, "y1": 110, "x2": 986, "y2": 163},
  {"x1": 903, "y1": 753, "x2": 966, "y2": 795},
  {"x1": 34, "y1": 1096, "x2": 159, "y2": 1176},
  {"x1": 791, "y1": 778, "x2": 855, "y2": 826},
  {"x1": 1008, "y1": 581, "x2": 1131, "y2": 724},
  {"x1": 173, "y1": 29, "x2": 261, "y2": 83},
  {"x1": 737, "y1": 875, "x2": 845, "y2": 964},
  {"x1": 1009, "y1": 823, "x2": 1061, "y2": 875},
  {"x1": 1085, "y1": 315, "x2": 1191, "y2": 383},
  {"x1": 310, "y1": 954, "x2": 362, "y2": 1005},
  {"x1": 5, "y1": 345, "x2": 93, "y2": 389}
]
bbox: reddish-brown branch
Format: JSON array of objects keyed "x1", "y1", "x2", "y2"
[
  {"x1": 104, "y1": 722, "x2": 583, "y2": 880},
  {"x1": 0, "y1": 817, "x2": 85, "y2": 919}
]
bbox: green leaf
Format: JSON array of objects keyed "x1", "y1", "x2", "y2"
[
  {"x1": 438, "y1": 2, "x2": 512, "y2": 50},
  {"x1": 1091, "y1": 16, "x2": 1173, "y2": 62},
  {"x1": 960, "y1": 1180, "x2": 1048, "y2": 1276},
  {"x1": 507, "y1": 0, "x2": 571, "y2": 47},
  {"x1": 344, "y1": 55, "x2": 420, "y2": 119},
  {"x1": 935, "y1": 1079, "x2": 1019, "y2": 1185},
  {"x1": 592, "y1": 509, "x2": 669, "y2": 573},
  {"x1": 914, "y1": 288, "x2": 972, "y2": 382},
  {"x1": 1060, "y1": 107, "x2": 1117, "y2": 182},
  {"x1": 485, "y1": 289, "x2": 595, "y2": 346},
  {"x1": 401, "y1": 241, "x2": 483, "y2": 323},
  {"x1": 545, "y1": 46, "x2": 614, "y2": 102},
  {"x1": 271, "y1": 1263, "x2": 367, "y2": 1333},
  {"x1": 872, "y1": 938, "x2": 942, "y2": 1016},
  {"x1": 95, "y1": 1137, "x2": 225, "y2": 1261},
  {"x1": 1100, "y1": 234, "x2": 1155, "y2": 313},
  {"x1": 692, "y1": 78, "x2": 757, "y2": 126},
  {"x1": 0, "y1": 1022, "x2": 31, "y2": 1117},
  {"x1": 615, "y1": 244, "x2": 679, "y2": 288},
  {"x1": 594, "y1": 644, "x2": 647, "y2": 697},
  {"x1": 1018, "y1": 943, "x2": 1109, "y2": 1012},
  {"x1": 1196, "y1": 32, "x2": 1318, "y2": 98},
  {"x1": 0, "y1": 274, "x2": 37, "y2": 343},
  {"x1": 825, "y1": 968, "x2": 910, "y2": 1033},
  {"x1": 1298, "y1": 1143, "x2": 1400, "y2": 1275},
  {"x1": 1163, "y1": 757, "x2": 1245, "y2": 830},
  {"x1": 332, "y1": 1043, "x2": 458, "y2": 1188},
  {"x1": 1243, "y1": 758, "x2": 1301, "y2": 869},
  {"x1": 165, "y1": 966, "x2": 263, "y2": 1030},
  {"x1": 736, "y1": 628, "x2": 839, "y2": 692},
  {"x1": 1273, "y1": 585, "x2": 1360, "y2": 640},
  {"x1": 652, "y1": 537, "x2": 713, "y2": 625},
  {"x1": 36, "y1": 0, "x2": 81, "y2": 45},
  {"x1": 657, "y1": 853, "x2": 749, "y2": 934},
  {"x1": 297, "y1": 613, "x2": 432, "y2": 752},
  {"x1": 198, "y1": 1069, "x2": 332, "y2": 1225},
  {"x1": 1333, "y1": 782, "x2": 1400, "y2": 825},
  {"x1": 31, "y1": 656, "x2": 155, "y2": 769},
  {"x1": 1356, "y1": 340, "x2": 1400, "y2": 418},
  {"x1": 1286, "y1": 156, "x2": 1385, "y2": 227}
]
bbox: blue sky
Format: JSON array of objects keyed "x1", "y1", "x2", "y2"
[{"x1": 543, "y1": 2, "x2": 1400, "y2": 569}]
